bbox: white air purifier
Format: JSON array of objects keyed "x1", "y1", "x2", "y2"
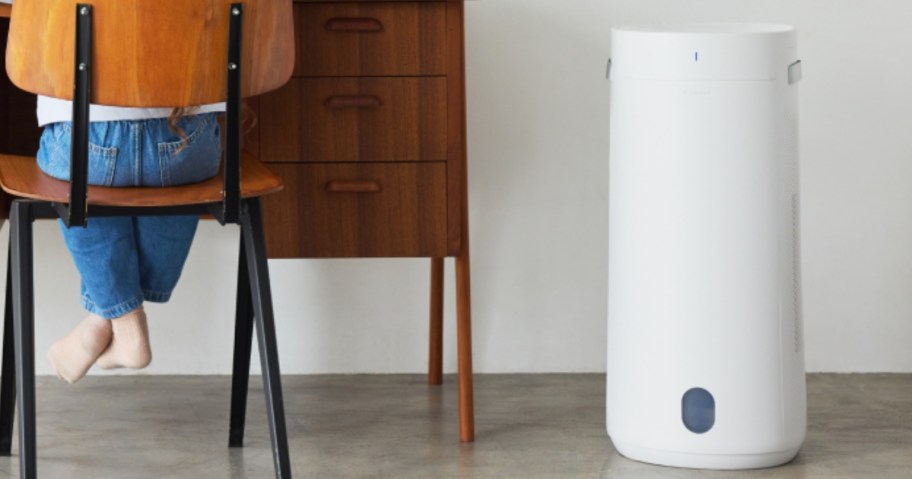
[{"x1": 606, "y1": 24, "x2": 806, "y2": 470}]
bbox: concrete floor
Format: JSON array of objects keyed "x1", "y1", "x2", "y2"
[{"x1": 0, "y1": 374, "x2": 908, "y2": 478}]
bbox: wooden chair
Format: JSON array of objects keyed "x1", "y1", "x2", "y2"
[{"x1": 0, "y1": 1, "x2": 295, "y2": 477}]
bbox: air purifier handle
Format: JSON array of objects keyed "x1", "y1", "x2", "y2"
[{"x1": 788, "y1": 60, "x2": 803, "y2": 84}]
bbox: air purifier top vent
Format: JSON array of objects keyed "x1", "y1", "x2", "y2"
[
  {"x1": 614, "y1": 24, "x2": 794, "y2": 35},
  {"x1": 610, "y1": 24, "x2": 797, "y2": 83}
]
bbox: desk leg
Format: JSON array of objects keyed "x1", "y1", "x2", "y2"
[
  {"x1": 428, "y1": 258, "x2": 444, "y2": 385},
  {"x1": 456, "y1": 247, "x2": 474, "y2": 442}
]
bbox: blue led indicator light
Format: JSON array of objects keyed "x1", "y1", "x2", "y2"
[{"x1": 695, "y1": 51, "x2": 699, "y2": 62}]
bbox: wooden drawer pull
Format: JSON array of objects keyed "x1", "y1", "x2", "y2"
[
  {"x1": 325, "y1": 17, "x2": 384, "y2": 33},
  {"x1": 325, "y1": 95, "x2": 383, "y2": 109},
  {"x1": 325, "y1": 180, "x2": 383, "y2": 194}
]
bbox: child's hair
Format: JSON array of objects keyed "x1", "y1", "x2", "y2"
[
  {"x1": 168, "y1": 107, "x2": 198, "y2": 152},
  {"x1": 168, "y1": 103, "x2": 257, "y2": 154}
]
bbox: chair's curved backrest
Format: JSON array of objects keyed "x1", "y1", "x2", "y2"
[{"x1": 5, "y1": 0, "x2": 294, "y2": 107}]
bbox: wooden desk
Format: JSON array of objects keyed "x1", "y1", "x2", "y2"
[
  {"x1": 255, "y1": 0, "x2": 474, "y2": 441},
  {"x1": 1, "y1": 0, "x2": 474, "y2": 441}
]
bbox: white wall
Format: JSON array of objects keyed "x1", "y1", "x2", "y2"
[{"x1": 4, "y1": 0, "x2": 912, "y2": 375}]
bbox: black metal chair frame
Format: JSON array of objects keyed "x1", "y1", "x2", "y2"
[{"x1": 0, "y1": 4, "x2": 292, "y2": 478}]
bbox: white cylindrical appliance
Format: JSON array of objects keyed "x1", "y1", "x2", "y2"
[{"x1": 606, "y1": 24, "x2": 805, "y2": 470}]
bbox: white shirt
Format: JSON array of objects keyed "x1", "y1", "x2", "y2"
[{"x1": 37, "y1": 95, "x2": 226, "y2": 126}]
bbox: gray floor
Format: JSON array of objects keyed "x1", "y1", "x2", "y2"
[{"x1": 0, "y1": 374, "x2": 908, "y2": 478}]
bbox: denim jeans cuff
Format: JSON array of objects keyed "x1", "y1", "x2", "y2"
[
  {"x1": 143, "y1": 290, "x2": 173, "y2": 303},
  {"x1": 82, "y1": 296, "x2": 144, "y2": 320}
]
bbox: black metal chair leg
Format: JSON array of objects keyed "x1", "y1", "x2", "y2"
[
  {"x1": 229, "y1": 232, "x2": 254, "y2": 448},
  {"x1": 10, "y1": 201, "x2": 36, "y2": 479},
  {"x1": 0, "y1": 247, "x2": 17, "y2": 456},
  {"x1": 241, "y1": 198, "x2": 292, "y2": 479}
]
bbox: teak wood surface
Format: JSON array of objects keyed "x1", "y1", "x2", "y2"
[
  {"x1": 5, "y1": 0, "x2": 295, "y2": 106},
  {"x1": 262, "y1": 162, "x2": 447, "y2": 258},
  {"x1": 0, "y1": 152, "x2": 282, "y2": 206},
  {"x1": 259, "y1": 77, "x2": 448, "y2": 164},
  {"x1": 257, "y1": 0, "x2": 466, "y2": 259},
  {"x1": 256, "y1": 0, "x2": 474, "y2": 441},
  {"x1": 293, "y1": 2, "x2": 446, "y2": 77}
]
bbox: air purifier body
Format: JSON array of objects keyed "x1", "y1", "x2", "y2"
[{"x1": 606, "y1": 24, "x2": 805, "y2": 470}]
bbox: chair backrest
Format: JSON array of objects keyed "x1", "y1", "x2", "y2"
[{"x1": 5, "y1": 0, "x2": 295, "y2": 107}]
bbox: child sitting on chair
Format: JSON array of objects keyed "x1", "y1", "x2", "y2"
[{"x1": 36, "y1": 95, "x2": 224, "y2": 383}]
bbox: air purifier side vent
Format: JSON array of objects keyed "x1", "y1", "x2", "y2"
[{"x1": 792, "y1": 193, "x2": 803, "y2": 354}]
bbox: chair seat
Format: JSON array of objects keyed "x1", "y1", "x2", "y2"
[{"x1": 0, "y1": 151, "x2": 282, "y2": 207}]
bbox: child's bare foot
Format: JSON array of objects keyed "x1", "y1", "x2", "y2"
[
  {"x1": 48, "y1": 314, "x2": 112, "y2": 384},
  {"x1": 96, "y1": 307, "x2": 151, "y2": 370}
]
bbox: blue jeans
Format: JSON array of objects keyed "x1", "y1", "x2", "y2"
[{"x1": 36, "y1": 114, "x2": 221, "y2": 318}]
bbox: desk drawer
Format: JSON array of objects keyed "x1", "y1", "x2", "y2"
[
  {"x1": 259, "y1": 77, "x2": 447, "y2": 163},
  {"x1": 294, "y1": 2, "x2": 446, "y2": 77},
  {"x1": 263, "y1": 162, "x2": 447, "y2": 258}
]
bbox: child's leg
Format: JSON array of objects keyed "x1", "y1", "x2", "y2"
[
  {"x1": 49, "y1": 217, "x2": 143, "y2": 382},
  {"x1": 96, "y1": 215, "x2": 199, "y2": 369},
  {"x1": 60, "y1": 217, "x2": 145, "y2": 318},
  {"x1": 134, "y1": 215, "x2": 200, "y2": 303},
  {"x1": 96, "y1": 113, "x2": 213, "y2": 369}
]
